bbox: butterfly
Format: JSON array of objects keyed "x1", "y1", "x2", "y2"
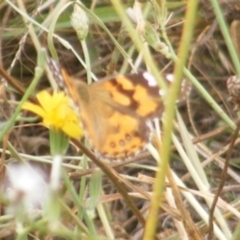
[{"x1": 48, "y1": 59, "x2": 191, "y2": 160}]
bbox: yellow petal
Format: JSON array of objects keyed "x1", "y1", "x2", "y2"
[
  {"x1": 37, "y1": 91, "x2": 56, "y2": 113},
  {"x1": 22, "y1": 102, "x2": 46, "y2": 118},
  {"x1": 62, "y1": 121, "x2": 83, "y2": 139}
]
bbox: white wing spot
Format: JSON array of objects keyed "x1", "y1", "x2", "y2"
[
  {"x1": 166, "y1": 74, "x2": 174, "y2": 83},
  {"x1": 159, "y1": 89, "x2": 165, "y2": 96},
  {"x1": 143, "y1": 72, "x2": 157, "y2": 86}
]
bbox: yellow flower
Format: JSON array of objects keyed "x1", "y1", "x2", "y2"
[{"x1": 22, "y1": 91, "x2": 83, "y2": 139}]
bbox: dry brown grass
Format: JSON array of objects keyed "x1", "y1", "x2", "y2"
[{"x1": 1, "y1": 0, "x2": 240, "y2": 239}]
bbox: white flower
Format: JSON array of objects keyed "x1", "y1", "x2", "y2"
[
  {"x1": 71, "y1": 4, "x2": 89, "y2": 40},
  {"x1": 3, "y1": 163, "x2": 49, "y2": 217}
]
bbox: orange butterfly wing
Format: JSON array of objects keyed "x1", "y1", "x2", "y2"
[
  {"x1": 48, "y1": 59, "x2": 191, "y2": 160},
  {"x1": 62, "y1": 71, "x2": 163, "y2": 159}
]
